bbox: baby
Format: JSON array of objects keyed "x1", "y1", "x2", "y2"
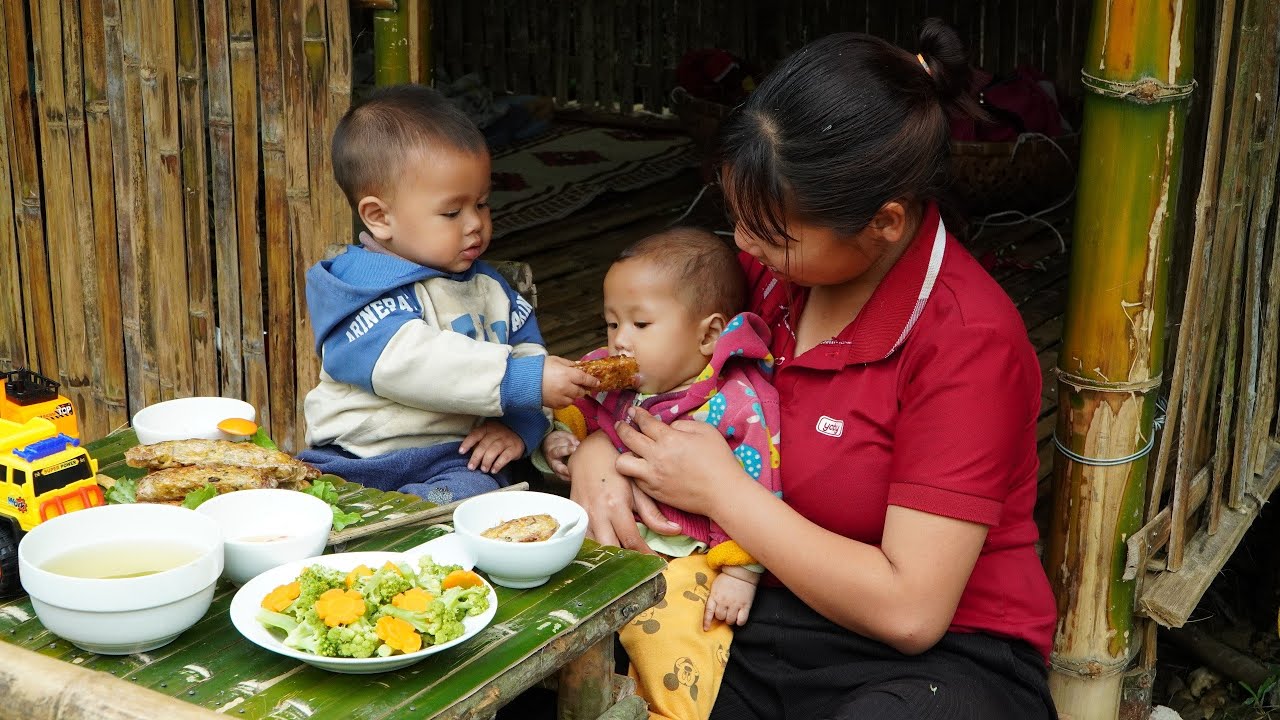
[
  {"x1": 542, "y1": 226, "x2": 781, "y2": 720},
  {"x1": 298, "y1": 84, "x2": 596, "y2": 503}
]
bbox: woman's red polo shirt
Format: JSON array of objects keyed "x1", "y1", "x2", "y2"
[{"x1": 745, "y1": 205, "x2": 1057, "y2": 660}]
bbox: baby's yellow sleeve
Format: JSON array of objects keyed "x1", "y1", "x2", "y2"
[
  {"x1": 706, "y1": 540, "x2": 757, "y2": 570},
  {"x1": 553, "y1": 405, "x2": 588, "y2": 440}
]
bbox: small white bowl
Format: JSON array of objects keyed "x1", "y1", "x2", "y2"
[
  {"x1": 196, "y1": 489, "x2": 333, "y2": 585},
  {"x1": 18, "y1": 504, "x2": 223, "y2": 655},
  {"x1": 131, "y1": 396, "x2": 256, "y2": 445},
  {"x1": 452, "y1": 491, "x2": 588, "y2": 589}
]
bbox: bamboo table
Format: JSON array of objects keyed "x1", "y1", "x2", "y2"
[{"x1": 0, "y1": 436, "x2": 666, "y2": 720}]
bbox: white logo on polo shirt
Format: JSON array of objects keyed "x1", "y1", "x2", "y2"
[{"x1": 815, "y1": 415, "x2": 844, "y2": 437}]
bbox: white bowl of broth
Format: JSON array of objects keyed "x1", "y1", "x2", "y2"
[
  {"x1": 17, "y1": 503, "x2": 223, "y2": 655},
  {"x1": 195, "y1": 488, "x2": 333, "y2": 585}
]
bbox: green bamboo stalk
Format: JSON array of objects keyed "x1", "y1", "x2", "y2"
[
  {"x1": 373, "y1": 1, "x2": 410, "y2": 86},
  {"x1": 1045, "y1": 0, "x2": 1197, "y2": 717}
]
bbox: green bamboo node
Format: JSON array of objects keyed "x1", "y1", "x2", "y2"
[{"x1": 1080, "y1": 72, "x2": 1197, "y2": 103}]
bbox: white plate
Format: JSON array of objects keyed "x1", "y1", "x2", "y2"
[{"x1": 229, "y1": 533, "x2": 496, "y2": 674}]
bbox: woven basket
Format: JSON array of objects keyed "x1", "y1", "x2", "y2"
[{"x1": 672, "y1": 87, "x2": 1078, "y2": 216}]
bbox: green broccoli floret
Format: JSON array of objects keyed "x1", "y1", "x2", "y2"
[
  {"x1": 413, "y1": 556, "x2": 462, "y2": 596},
  {"x1": 281, "y1": 612, "x2": 327, "y2": 656},
  {"x1": 355, "y1": 562, "x2": 415, "y2": 606},
  {"x1": 378, "y1": 599, "x2": 467, "y2": 644},
  {"x1": 256, "y1": 608, "x2": 299, "y2": 635},
  {"x1": 289, "y1": 564, "x2": 346, "y2": 613},
  {"x1": 320, "y1": 620, "x2": 383, "y2": 659},
  {"x1": 441, "y1": 584, "x2": 491, "y2": 618}
]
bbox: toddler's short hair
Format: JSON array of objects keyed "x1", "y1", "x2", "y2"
[
  {"x1": 331, "y1": 84, "x2": 486, "y2": 209},
  {"x1": 616, "y1": 227, "x2": 746, "y2": 318}
]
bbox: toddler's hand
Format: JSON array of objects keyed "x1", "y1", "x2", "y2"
[
  {"x1": 704, "y1": 566, "x2": 760, "y2": 631},
  {"x1": 460, "y1": 420, "x2": 525, "y2": 473},
  {"x1": 541, "y1": 356, "x2": 599, "y2": 409},
  {"x1": 541, "y1": 430, "x2": 579, "y2": 481}
]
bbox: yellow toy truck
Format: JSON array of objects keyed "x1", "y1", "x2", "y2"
[{"x1": 0, "y1": 371, "x2": 102, "y2": 595}]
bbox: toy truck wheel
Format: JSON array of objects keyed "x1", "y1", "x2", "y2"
[{"x1": 0, "y1": 521, "x2": 19, "y2": 598}]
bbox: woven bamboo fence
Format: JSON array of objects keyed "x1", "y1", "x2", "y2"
[
  {"x1": 432, "y1": 0, "x2": 1094, "y2": 113},
  {"x1": 1120, "y1": 0, "x2": 1280, "y2": 633},
  {"x1": 0, "y1": 0, "x2": 352, "y2": 452}
]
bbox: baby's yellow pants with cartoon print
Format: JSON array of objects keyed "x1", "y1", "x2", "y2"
[{"x1": 619, "y1": 554, "x2": 734, "y2": 720}]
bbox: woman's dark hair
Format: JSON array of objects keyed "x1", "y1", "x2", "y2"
[{"x1": 719, "y1": 18, "x2": 983, "y2": 243}]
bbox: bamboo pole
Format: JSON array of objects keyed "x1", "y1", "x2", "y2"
[
  {"x1": 0, "y1": 0, "x2": 22, "y2": 371},
  {"x1": 29, "y1": 0, "x2": 96, "y2": 433},
  {"x1": 79, "y1": 0, "x2": 128, "y2": 430},
  {"x1": 102, "y1": 0, "x2": 157, "y2": 411},
  {"x1": 228, "y1": 0, "x2": 270, "y2": 424},
  {"x1": 138, "y1": 0, "x2": 194, "y2": 400},
  {"x1": 54, "y1": 0, "x2": 112, "y2": 439},
  {"x1": 373, "y1": 0, "x2": 410, "y2": 86},
  {"x1": 4, "y1": 0, "x2": 58, "y2": 379},
  {"x1": 257, "y1": 0, "x2": 296, "y2": 450},
  {"x1": 297, "y1": 0, "x2": 331, "y2": 452},
  {"x1": 177, "y1": 0, "x2": 217, "y2": 398},
  {"x1": 203, "y1": 0, "x2": 243, "y2": 399},
  {"x1": 408, "y1": 0, "x2": 432, "y2": 85},
  {"x1": 281, "y1": 0, "x2": 311, "y2": 454},
  {"x1": 1253, "y1": 192, "x2": 1280, "y2": 473},
  {"x1": 1045, "y1": 0, "x2": 1197, "y2": 717}
]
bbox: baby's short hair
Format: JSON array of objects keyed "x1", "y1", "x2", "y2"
[
  {"x1": 615, "y1": 226, "x2": 746, "y2": 318},
  {"x1": 331, "y1": 84, "x2": 486, "y2": 208}
]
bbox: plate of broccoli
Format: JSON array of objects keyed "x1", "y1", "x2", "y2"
[{"x1": 228, "y1": 535, "x2": 498, "y2": 673}]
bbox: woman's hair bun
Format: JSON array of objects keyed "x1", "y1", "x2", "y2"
[{"x1": 918, "y1": 17, "x2": 984, "y2": 120}]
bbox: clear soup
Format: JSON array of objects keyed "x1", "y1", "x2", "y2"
[{"x1": 41, "y1": 540, "x2": 204, "y2": 579}]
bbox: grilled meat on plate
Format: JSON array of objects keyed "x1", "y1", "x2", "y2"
[
  {"x1": 481, "y1": 514, "x2": 560, "y2": 542},
  {"x1": 135, "y1": 464, "x2": 279, "y2": 502},
  {"x1": 126, "y1": 439, "x2": 319, "y2": 484}
]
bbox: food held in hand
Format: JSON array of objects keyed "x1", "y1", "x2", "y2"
[
  {"x1": 126, "y1": 438, "x2": 320, "y2": 485},
  {"x1": 576, "y1": 355, "x2": 639, "y2": 391},
  {"x1": 481, "y1": 514, "x2": 560, "y2": 542}
]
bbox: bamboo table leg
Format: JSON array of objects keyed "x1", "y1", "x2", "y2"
[{"x1": 557, "y1": 638, "x2": 614, "y2": 720}]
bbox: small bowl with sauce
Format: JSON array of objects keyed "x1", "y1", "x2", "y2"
[
  {"x1": 17, "y1": 503, "x2": 223, "y2": 655},
  {"x1": 195, "y1": 488, "x2": 333, "y2": 585}
]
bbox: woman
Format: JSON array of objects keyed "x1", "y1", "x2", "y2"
[{"x1": 569, "y1": 18, "x2": 1059, "y2": 720}]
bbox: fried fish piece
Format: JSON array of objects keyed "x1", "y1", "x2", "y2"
[
  {"x1": 126, "y1": 439, "x2": 319, "y2": 484},
  {"x1": 481, "y1": 513, "x2": 560, "y2": 543},
  {"x1": 576, "y1": 355, "x2": 639, "y2": 392},
  {"x1": 135, "y1": 464, "x2": 280, "y2": 502}
]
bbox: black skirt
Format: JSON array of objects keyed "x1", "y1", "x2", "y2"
[{"x1": 710, "y1": 587, "x2": 1058, "y2": 720}]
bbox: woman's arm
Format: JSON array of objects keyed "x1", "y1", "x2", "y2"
[
  {"x1": 614, "y1": 412, "x2": 986, "y2": 655},
  {"x1": 567, "y1": 430, "x2": 679, "y2": 552}
]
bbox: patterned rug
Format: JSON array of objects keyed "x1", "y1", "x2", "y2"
[{"x1": 489, "y1": 124, "x2": 698, "y2": 239}]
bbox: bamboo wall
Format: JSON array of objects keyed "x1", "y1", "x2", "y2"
[
  {"x1": 432, "y1": 0, "x2": 1095, "y2": 112},
  {"x1": 1129, "y1": 0, "x2": 1280, "y2": 630},
  {"x1": 0, "y1": 0, "x2": 352, "y2": 452}
]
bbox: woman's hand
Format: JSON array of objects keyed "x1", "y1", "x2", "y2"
[
  {"x1": 567, "y1": 431, "x2": 679, "y2": 552},
  {"x1": 613, "y1": 408, "x2": 750, "y2": 518}
]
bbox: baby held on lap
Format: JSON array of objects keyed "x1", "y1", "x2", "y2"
[{"x1": 541, "y1": 226, "x2": 782, "y2": 628}]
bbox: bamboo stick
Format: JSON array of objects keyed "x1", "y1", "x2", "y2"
[
  {"x1": 373, "y1": 0, "x2": 409, "y2": 86},
  {"x1": 177, "y1": 0, "x2": 216, "y2": 398},
  {"x1": 138, "y1": 0, "x2": 194, "y2": 401},
  {"x1": 1045, "y1": 0, "x2": 1197, "y2": 716},
  {"x1": 281, "y1": 0, "x2": 311, "y2": 455},
  {"x1": 255, "y1": 0, "x2": 296, "y2": 451},
  {"x1": 1146, "y1": 0, "x2": 1237, "y2": 523},
  {"x1": 102, "y1": 0, "x2": 158, "y2": 411},
  {"x1": 29, "y1": 0, "x2": 95, "y2": 433},
  {"x1": 4, "y1": 0, "x2": 58, "y2": 381},
  {"x1": 1253, "y1": 191, "x2": 1280, "y2": 473},
  {"x1": 0, "y1": 642, "x2": 222, "y2": 720},
  {"x1": 407, "y1": 0, "x2": 431, "y2": 85},
  {"x1": 228, "y1": 0, "x2": 270, "y2": 424},
  {"x1": 203, "y1": 0, "x2": 243, "y2": 399},
  {"x1": 79, "y1": 0, "x2": 128, "y2": 430},
  {"x1": 0, "y1": 0, "x2": 23, "y2": 371}
]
